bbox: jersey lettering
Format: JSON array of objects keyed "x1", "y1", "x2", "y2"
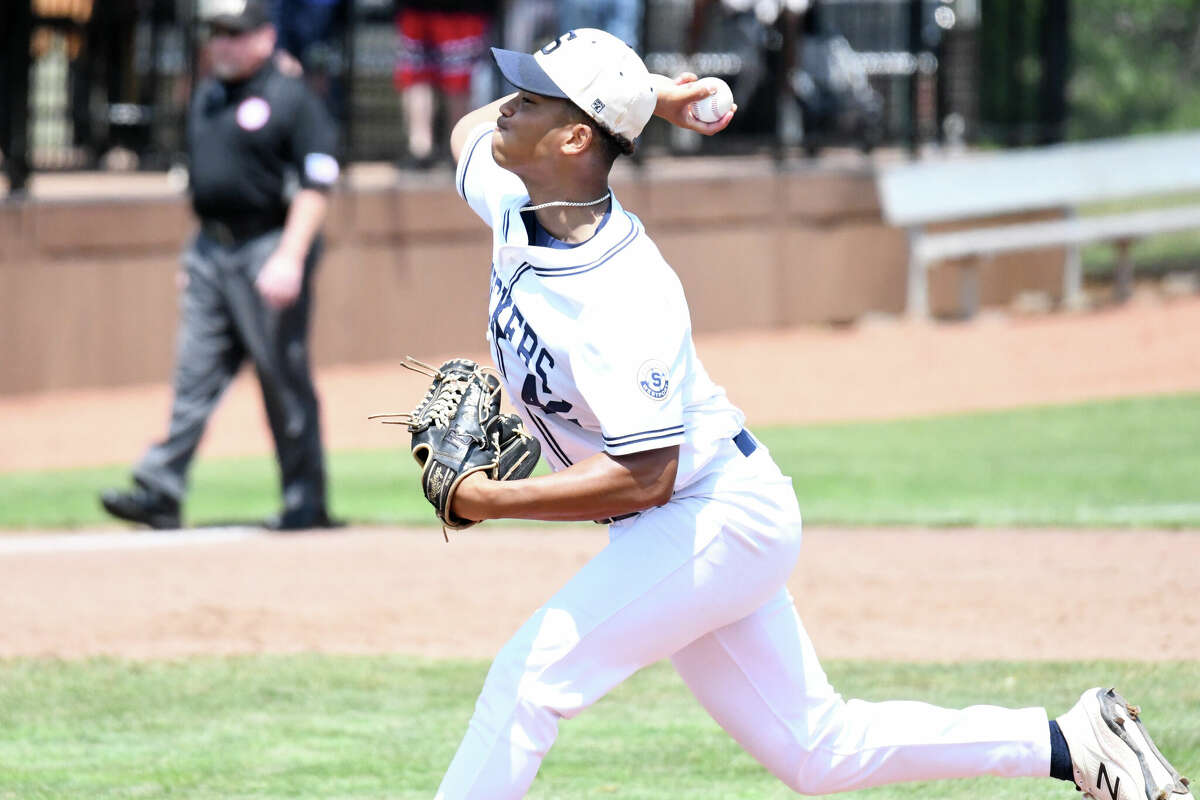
[
  {"x1": 490, "y1": 281, "x2": 514, "y2": 342},
  {"x1": 522, "y1": 374, "x2": 573, "y2": 417},
  {"x1": 534, "y1": 348, "x2": 556, "y2": 394},
  {"x1": 501, "y1": 303, "x2": 519, "y2": 342},
  {"x1": 515, "y1": 324, "x2": 538, "y2": 366},
  {"x1": 508, "y1": 305, "x2": 526, "y2": 345},
  {"x1": 491, "y1": 275, "x2": 574, "y2": 418}
]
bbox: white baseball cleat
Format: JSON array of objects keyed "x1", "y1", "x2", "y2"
[{"x1": 1057, "y1": 687, "x2": 1193, "y2": 800}]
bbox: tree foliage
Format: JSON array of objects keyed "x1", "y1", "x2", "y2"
[
  {"x1": 1070, "y1": 0, "x2": 1200, "y2": 138},
  {"x1": 978, "y1": 0, "x2": 1200, "y2": 142}
]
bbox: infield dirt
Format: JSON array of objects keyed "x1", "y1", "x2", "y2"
[{"x1": 2, "y1": 296, "x2": 1199, "y2": 661}]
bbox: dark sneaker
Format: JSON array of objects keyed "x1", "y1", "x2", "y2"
[
  {"x1": 263, "y1": 507, "x2": 341, "y2": 531},
  {"x1": 99, "y1": 485, "x2": 181, "y2": 529}
]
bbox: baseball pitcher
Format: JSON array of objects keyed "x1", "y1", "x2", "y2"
[{"x1": 416, "y1": 28, "x2": 1195, "y2": 800}]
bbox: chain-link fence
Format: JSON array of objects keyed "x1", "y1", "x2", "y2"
[{"x1": 4, "y1": 0, "x2": 978, "y2": 189}]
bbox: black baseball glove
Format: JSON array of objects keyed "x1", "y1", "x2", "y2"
[{"x1": 371, "y1": 357, "x2": 541, "y2": 534}]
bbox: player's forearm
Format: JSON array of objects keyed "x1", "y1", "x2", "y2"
[
  {"x1": 277, "y1": 188, "x2": 328, "y2": 258},
  {"x1": 450, "y1": 94, "x2": 517, "y2": 162},
  {"x1": 455, "y1": 448, "x2": 678, "y2": 523}
]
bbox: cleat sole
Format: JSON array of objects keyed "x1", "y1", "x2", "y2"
[{"x1": 1101, "y1": 689, "x2": 1191, "y2": 800}]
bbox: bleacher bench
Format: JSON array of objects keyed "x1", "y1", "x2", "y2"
[{"x1": 876, "y1": 131, "x2": 1200, "y2": 318}]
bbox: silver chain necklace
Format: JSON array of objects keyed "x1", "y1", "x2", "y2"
[{"x1": 521, "y1": 190, "x2": 611, "y2": 213}]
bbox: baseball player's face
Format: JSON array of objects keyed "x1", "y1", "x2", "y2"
[{"x1": 492, "y1": 92, "x2": 578, "y2": 175}]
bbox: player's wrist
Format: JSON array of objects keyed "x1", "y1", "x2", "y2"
[
  {"x1": 650, "y1": 74, "x2": 677, "y2": 119},
  {"x1": 451, "y1": 471, "x2": 496, "y2": 523},
  {"x1": 274, "y1": 238, "x2": 309, "y2": 262}
]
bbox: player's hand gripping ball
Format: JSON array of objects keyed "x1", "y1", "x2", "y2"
[
  {"x1": 688, "y1": 77, "x2": 734, "y2": 124},
  {"x1": 370, "y1": 358, "x2": 541, "y2": 535}
]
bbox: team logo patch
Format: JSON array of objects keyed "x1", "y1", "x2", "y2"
[
  {"x1": 236, "y1": 97, "x2": 270, "y2": 130},
  {"x1": 592, "y1": 98, "x2": 606, "y2": 114},
  {"x1": 637, "y1": 360, "x2": 671, "y2": 401}
]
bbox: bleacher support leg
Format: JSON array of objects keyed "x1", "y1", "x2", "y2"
[
  {"x1": 906, "y1": 228, "x2": 930, "y2": 318},
  {"x1": 1062, "y1": 242, "x2": 1084, "y2": 310},
  {"x1": 958, "y1": 258, "x2": 981, "y2": 319},
  {"x1": 1114, "y1": 238, "x2": 1134, "y2": 302}
]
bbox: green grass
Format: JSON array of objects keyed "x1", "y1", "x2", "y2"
[
  {"x1": 1078, "y1": 192, "x2": 1200, "y2": 277},
  {"x1": 0, "y1": 657, "x2": 1196, "y2": 799},
  {"x1": 0, "y1": 449, "x2": 430, "y2": 531},
  {"x1": 2, "y1": 393, "x2": 1200, "y2": 530},
  {"x1": 1082, "y1": 231, "x2": 1200, "y2": 278},
  {"x1": 777, "y1": 393, "x2": 1200, "y2": 527}
]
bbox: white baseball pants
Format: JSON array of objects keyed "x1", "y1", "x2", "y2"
[{"x1": 435, "y1": 440, "x2": 1051, "y2": 798}]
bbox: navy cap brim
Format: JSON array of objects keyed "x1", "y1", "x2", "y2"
[
  {"x1": 491, "y1": 48, "x2": 569, "y2": 99},
  {"x1": 205, "y1": 17, "x2": 265, "y2": 32}
]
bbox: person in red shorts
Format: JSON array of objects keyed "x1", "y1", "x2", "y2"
[{"x1": 394, "y1": 0, "x2": 498, "y2": 168}]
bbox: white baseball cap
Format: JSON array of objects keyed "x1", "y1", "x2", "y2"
[{"x1": 491, "y1": 29, "x2": 657, "y2": 143}]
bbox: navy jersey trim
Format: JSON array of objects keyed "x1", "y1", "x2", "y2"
[
  {"x1": 526, "y1": 409, "x2": 573, "y2": 467},
  {"x1": 502, "y1": 208, "x2": 512, "y2": 241},
  {"x1": 604, "y1": 428, "x2": 686, "y2": 450},
  {"x1": 488, "y1": 262, "x2": 508, "y2": 377},
  {"x1": 603, "y1": 424, "x2": 686, "y2": 446},
  {"x1": 506, "y1": 261, "x2": 534, "y2": 293},
  {"x1": 492, "y1": 337, "x2": 507, "y2": 378},
  {"x1": 530, "y1": 213, "x2": 640, "y2": 278},
  {"x1": 457, "y1": 128, "x2": 492, "y2": 200}
]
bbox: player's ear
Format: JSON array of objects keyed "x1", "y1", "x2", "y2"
[{"x1": 561, "y1": 121, "x2": 594, "y2": 157}]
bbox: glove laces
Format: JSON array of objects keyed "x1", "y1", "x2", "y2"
[
  {"x1": 423, "y1": 379, "x2": 467, "y2": 428},
  {"x1": 367, "y1": 356, "x2": 500, "y2": 429}
]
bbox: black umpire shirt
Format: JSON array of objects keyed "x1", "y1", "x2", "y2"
[{"x1": 188, "y1": 61, "x2": 338, "y2": 237}]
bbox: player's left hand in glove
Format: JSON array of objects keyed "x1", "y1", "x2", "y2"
[{"x1": 371, "y1": 357, "x2": 540, "y2": 535}]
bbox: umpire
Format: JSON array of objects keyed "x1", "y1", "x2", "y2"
[{"x1": 101, "y1": 0, "x2": 338, "y2": 530}]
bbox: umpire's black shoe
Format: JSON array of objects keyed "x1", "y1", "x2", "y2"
[
  {"x1": 100, "y1": 485, "x2": 181, "y2": 529},
  {"x1": 263, "y1": 507, "x2": 342, "y2": 532}
]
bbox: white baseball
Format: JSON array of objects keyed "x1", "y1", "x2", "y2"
[{"x1": 688, "y1": 77, "x2": 734, "y2": 124}]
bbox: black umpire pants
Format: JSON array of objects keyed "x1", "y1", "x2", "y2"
[{"x1": 134, "y1": 228, "x2": 327, "y2": 515}]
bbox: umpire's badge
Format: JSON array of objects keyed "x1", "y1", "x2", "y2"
[
  {"x1": 236, "y1": 97, "x2": 271, "y2": 130},
  {"x1": 637, "y1": 360, "x2": 671, "y2": 401}
]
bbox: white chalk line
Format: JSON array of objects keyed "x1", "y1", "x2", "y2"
[{"x1": 0, "y1": 527, "x2": 266, "y2": 555}]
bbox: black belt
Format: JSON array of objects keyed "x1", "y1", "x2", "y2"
[
  {"x1": 199, "y1": 215, "x2": 284, "y2": 247},
  {"x1": 596, "y1": 428, "x2": 757, "y2": 525}
]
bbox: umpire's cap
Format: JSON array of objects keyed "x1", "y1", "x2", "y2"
[{"x1": 200, "y1": 0, "x2": 271, "y2": 32}]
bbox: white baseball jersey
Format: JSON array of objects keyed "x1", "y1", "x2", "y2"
[{"x1": 456, "y1": 122, "x2": 745, "y2": 492}]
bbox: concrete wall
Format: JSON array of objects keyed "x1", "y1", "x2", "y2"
[{"x1": 0, "y1": 160, "x2": 1064, "y2": 396}]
